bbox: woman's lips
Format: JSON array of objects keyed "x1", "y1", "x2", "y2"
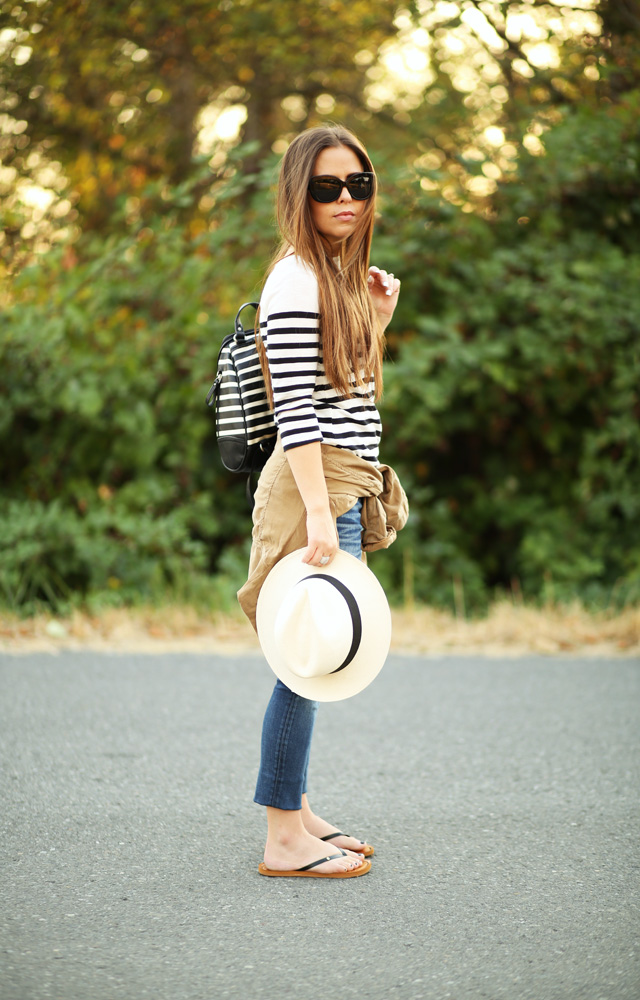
[{"x1": 334, "y1": 211, "x2": 355, "y2": 219}]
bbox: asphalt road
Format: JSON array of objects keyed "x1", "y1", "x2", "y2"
[{"x1": 1, "y1": 650, "x2": 638, "y2": 1000}]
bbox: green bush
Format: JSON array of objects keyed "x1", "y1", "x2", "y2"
[
  {"x1": 0, "y1": 176, "x2": 273, "y2": 612},
  {"x1": 1, "y1": 101, "x2": 639, "y2": 614},
  {"x1": 375, "y1": 95, "x2": 640, "y2": 610}
]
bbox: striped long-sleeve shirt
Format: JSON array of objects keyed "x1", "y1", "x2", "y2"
[{"x1": 259, "y1": 254, "x2": 382, "y2": 466}]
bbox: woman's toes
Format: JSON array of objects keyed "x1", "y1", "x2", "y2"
[{"x1": 322, "y1": 856, "x2": 360, "y2": 874}]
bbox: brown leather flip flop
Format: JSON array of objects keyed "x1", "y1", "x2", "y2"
[
  {"x1": 320, "y1": 832, "x2": 375, "y2": 857},
  {"x1": 258, "y1": 853, "x2": 372, "y2": 878}
]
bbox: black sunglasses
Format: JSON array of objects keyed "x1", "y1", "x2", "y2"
[{"x1": 308, "y1": 172, "x2": 375, "y2": 204}]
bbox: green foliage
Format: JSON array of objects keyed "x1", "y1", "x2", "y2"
[
  {"x1": 375, "y1": 94, "x2": 640, "y2": 610},
  {"x1": 1, "y1": 3, "x2": 639, "y2": 616},
  {"x1": 0, "y1": 169, "x2": 273, "y2": 612}
]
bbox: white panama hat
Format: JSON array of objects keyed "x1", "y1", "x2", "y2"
[{"x1": 256, "y1": 547, "x2": 392, "y2": 702}]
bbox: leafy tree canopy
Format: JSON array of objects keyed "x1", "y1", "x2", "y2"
[{"x1": 3, "y1": 0, "x2": 636, "y2": 261}]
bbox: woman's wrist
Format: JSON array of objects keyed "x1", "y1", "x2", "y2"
[
  {"x1": 306, "y1": 503, "x2": 331, "y2": 518},
  {"x1": 374, "y1": 309, "x2": 392, "y2": 332}
]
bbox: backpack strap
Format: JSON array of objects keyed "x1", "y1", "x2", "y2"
[
  {"x1": 235, "y1": 301, "x2": 260, "y2": 336},
  {"x1": 238, "y1": 302, "x2": 262, "y2": 508}
]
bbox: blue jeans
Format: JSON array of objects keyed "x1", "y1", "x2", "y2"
[{"x1": 254, "y1": 499, "x2": 364, "y2": 810}]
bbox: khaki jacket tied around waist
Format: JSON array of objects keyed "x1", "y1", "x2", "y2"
[{"x1": 237, "y1": 440, "x2": 409, "y2": 631}]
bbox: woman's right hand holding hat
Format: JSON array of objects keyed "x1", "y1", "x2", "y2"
[{"x1": 303, "y1": 508, "x2": 339, "y2": 568}]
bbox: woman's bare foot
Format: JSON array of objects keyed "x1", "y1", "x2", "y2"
[
  {"x1": 301, "y1": 795, "x2": 372, "y2": 855},
  {"x1": 264, "y1": 807, "x2": 364, "y2": 874},
  {"x1": 264, "y1": 831, "x2": 363, "y2": 874}
]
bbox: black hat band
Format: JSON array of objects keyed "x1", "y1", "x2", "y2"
[{"x1": 300, "y1": 574, "x2": 362, "y2": 673}]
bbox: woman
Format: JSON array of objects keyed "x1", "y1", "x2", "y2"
[{"x1": 239, "y1": 124, "x2": 404, "y2": 878}]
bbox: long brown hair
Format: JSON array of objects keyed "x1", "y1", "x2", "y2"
[{"x1": 258, "y1": 124, "x2": 383, "y2": 402}]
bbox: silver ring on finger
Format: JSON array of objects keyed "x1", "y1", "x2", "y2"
[{"x1": 319, "y1": 555, "x2": 330, "y2": 566}]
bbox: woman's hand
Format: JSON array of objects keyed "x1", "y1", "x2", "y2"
[
  {"x1": 368, "y1": 265, "x2": 401, "y2": 331},
  {"x1": 302, "y1": 508, "x2": 339, "y2": 568}
]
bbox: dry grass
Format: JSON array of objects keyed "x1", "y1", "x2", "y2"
[
  {"x1": 389, "y1": 601, "x2": 640, "y2": 657},
  {"x1": 0, "y1": 601, "x2": 638, "y2": 657}
]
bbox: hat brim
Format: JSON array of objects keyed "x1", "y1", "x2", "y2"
[{"x1": 256, "y1": 548, "x2": 391, "y2": 702}]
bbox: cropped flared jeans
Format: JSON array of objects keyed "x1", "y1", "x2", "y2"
[{"x1": 253, "y1": 499, "x2": 363, "y2": 810}]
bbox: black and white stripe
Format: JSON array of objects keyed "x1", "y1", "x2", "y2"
[
  {"x1": 215, "y1": 333, "x2": 275, "y2": 445},
  {"x1": 260, "y1": 255, "x2": 382, "y2": 465}
]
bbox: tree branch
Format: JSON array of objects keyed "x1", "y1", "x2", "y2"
[{"x1": 466, "y1": 0, "x2": 575, "y2": 104}]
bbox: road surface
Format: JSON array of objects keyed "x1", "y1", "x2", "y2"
[{"x1": 1, "y1": 651, "x2": 638, "y2": 1000}]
